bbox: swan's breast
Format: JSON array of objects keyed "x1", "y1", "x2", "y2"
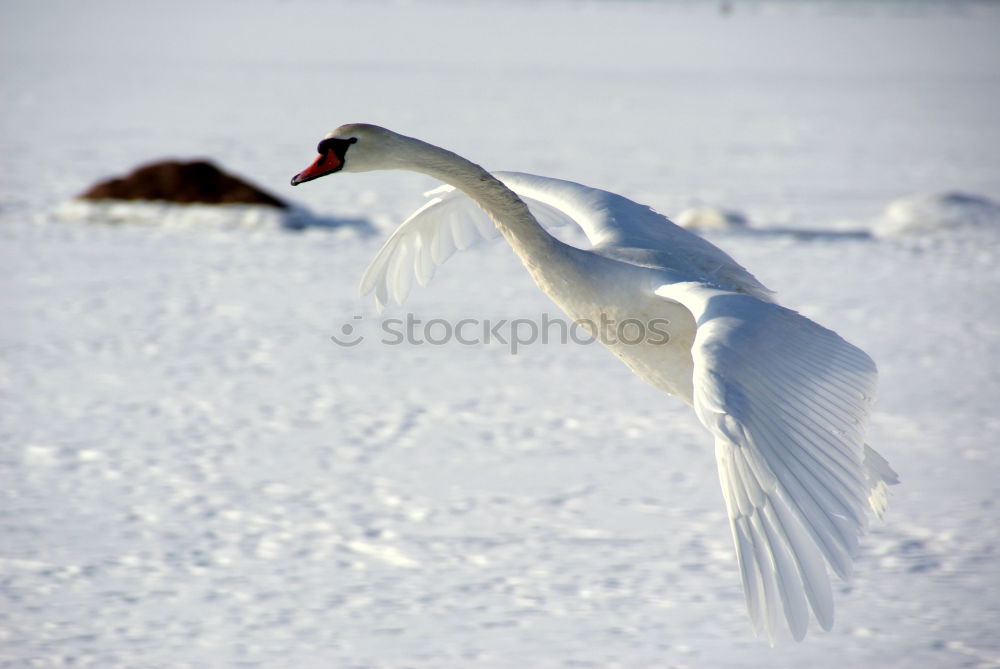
[
  {"x1": 578, "y1": 295, "x2": 697, "y2": 404},
  {"x1": 531, "y1": 253, "x2": 698, "y2": 404}
]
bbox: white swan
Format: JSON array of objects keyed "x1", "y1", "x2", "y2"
[{"x1": 292, "y1": 124, "x2": 898, "y2": 643}]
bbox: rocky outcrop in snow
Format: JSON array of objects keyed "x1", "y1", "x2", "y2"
[{"x1": 78, "y1": 159, "x2": 287, "y2": 208}]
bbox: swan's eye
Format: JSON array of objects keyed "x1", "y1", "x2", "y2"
[{"x1": 316, "y1": 137, "x2": 358, "y2": 155}]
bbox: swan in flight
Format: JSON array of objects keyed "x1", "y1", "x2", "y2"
[{"x1": 291, "y1": 124, "x2": 898, "y2": 643}]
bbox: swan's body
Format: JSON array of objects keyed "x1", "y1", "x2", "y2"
[{"x1": 292, "y1": 124, "x2": 898, "y2": 643}]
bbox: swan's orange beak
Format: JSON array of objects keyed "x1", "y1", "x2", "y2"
[{"x1": 290, "y1": 150, "x2": 342, "y2": 186}]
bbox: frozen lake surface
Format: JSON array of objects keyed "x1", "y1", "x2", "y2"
[{"x1": 2, "y1": 1, "x2": 999, "y2": 667}]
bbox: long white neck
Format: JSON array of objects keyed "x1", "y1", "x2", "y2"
[{"x1": 392, "y1": 135, "x2": 567, "y2": 270}]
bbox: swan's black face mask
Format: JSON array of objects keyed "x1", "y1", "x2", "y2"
[{"x1": 290, "y1": 137, "x2": 357, "y2": 186}]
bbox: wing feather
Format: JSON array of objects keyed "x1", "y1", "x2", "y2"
[
  {"x1": 745, "y1": 511, "x2": 782, "y2": 641},
  {"x1": 732, "y1": 514, "x2": 766, "y2": 636},
  {"x1": 387, "y1": 240, "x2": 413, "y2": 304},
  {"x1": 430, "y1": 215, "x2": 457, "y2": 265},
  {"x1": 414, "y1": 234, "x2": 436, "y2": 287}
]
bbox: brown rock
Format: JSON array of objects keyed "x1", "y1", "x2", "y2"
[{"x1": 79, "y1": 160, "x2": 287, "y2": 208}]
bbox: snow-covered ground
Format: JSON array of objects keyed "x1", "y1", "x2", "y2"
[{"x1": 2, "y1": 1, "x2": 1000, "y2": 667}]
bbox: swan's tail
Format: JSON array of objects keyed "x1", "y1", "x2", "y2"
[{"x1": 863, "y1": 444, "x2": 899, "y2": 519}]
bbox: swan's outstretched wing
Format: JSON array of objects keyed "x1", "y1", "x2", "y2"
[
  {"x1": 654, "y1": 281, "x2": 897, "y2": 643},
  {"x1": 359, "y1": 180, "x2": 578, "y2": 310},
  {"x1": 493, "y1": 172, "x2": 772, "y2": 300},
  {"x1": 360, "y1": 172, "x2": 771, "y2": 309},
  {"x1": 359, "y1": 185, "x2": 496, "y2": 310}
]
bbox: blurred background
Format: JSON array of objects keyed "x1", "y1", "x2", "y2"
[{"x1": 4, "y1": 0, "x2": 998, "y2": 223}]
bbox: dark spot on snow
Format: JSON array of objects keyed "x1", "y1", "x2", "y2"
[{"x1": 78, "y1": 159, "x2": 288, "y2": 208}]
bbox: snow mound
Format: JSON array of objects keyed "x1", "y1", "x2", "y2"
[
  {"x1": 675, "y1": 206, "x2": 749, "y2": 231},
  {"x1": 54, "y1": 198, "x2": 371, "y2": 233},
  {"x1": 873, "y1": 192, "x2": 1000, "y2": 237}
]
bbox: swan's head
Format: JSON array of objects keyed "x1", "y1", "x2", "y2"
[{"x1": 290, "y1": 123, "x2": 410, "y2": 186}]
